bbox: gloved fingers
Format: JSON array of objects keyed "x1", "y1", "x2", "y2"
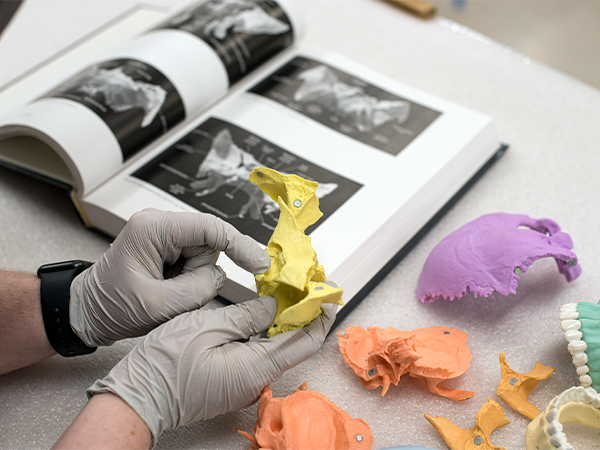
[
  {"x1": 241, "y1": 303, "x2": 338, "y2": 380},
  {"x1": 161, "y1": 250, "x2": 220, "y2": 280},
  {"x1": 112, "y1": 210, "x2": 175, "y2": 275},
  {"x1": 126, "y1": 209, "x2": 270, "y2": 276},
  {"x1": 196, "y1": 341, "x2": 275, "y2": 419},
  {"x1": 195, "y1": 296, "x2": 278, "y2": 348},
  {"x1": 149, "y1": 210, "x2": 270, "y2": 275},
  {"x1": 180, "y1": 248, "x2": 220, "y2": 272},
  {"x1": 190, "y1": 215, "x2": 270, "y2": 275},
  {"x1": 220, "y1": 232, "x2": 271, "y2": 275},
  {"x1": 161, "y1": 265, "x2": 227, "y2": 317}
]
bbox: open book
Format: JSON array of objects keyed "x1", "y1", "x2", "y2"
[{"x1": 0, "y1": 0, "x2": 506, "y2": 321}]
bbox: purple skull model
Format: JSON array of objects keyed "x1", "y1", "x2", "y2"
[{"x1": 416, "y1": 213, "x2": 581, "y2": 302}]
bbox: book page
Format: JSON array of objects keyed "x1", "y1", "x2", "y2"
[
  {"x1": 81, "y1": 49, "x2": 499, "y2": 305},
  {"x1": 158, "y1": 0, "x2": 303, "y2": 85},
  {"x1": 0, "y1": 4, "x2": 170, "y2": 115},
  {"x1": 0, "y1": 0, "x2": 302, "y2": 196}
]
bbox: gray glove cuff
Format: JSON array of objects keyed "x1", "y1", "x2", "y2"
[{"x1": 70, "y1": 270, "x2": 116, "y2": 348}]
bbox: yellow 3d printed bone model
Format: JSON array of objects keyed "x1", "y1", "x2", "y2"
[
  {"x1": 424, "y1": 353, "x2": 557, "y2": 449},
  {"x1": 496, "y1": 352, "x2": 555, "y2": 420},
  {"x1": 249, "y1": 167, "x2": 343, "y2": 337},
  {"x1": 425, "y1": 398, "x2": 510, "y2": 450}
]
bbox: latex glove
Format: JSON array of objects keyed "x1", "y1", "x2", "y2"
[
  {"x1": 87, "y1": 296, "x2": 337, "y2": 445},
  {"x1": 70, "y1": 208, "x2": 271, "y2": 347}
]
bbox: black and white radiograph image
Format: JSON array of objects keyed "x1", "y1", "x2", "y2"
[
  {"x1": 133, "y1": 117, "x2": 362, "y2": 244},
  {"x1": 45, "y1": 59, "x2": 185, "y2": 160},
  {"x1": 250, "y1": 56, "x2": 442, "y2": 155},
  {"x1": 162, "y1": 0, "x2": 293, "y2": 84}
]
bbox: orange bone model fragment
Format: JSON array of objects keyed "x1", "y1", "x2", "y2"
[
  {"x1": 238, "y1": 383, "x2": 373, "y2": 450},
  {"x1": 496, "y1": 352, "x2": 555, "y2": 420},
  {"x1": 425, "y1": 398, "x2": 510, "y2": 450},
  {"x1": 337, "y1": 326, "x2": 477, "y2": 400}
]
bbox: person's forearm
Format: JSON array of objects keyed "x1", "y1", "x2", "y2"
[
  {"x1": 0, "y1": 270, "x2": 56, "y2": 375},
  {"x1": 52, "y1": 392, "x2": 152, "y2": 450}
]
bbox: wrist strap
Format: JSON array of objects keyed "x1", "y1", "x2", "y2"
[{"x1": 38, "y1": 260, "x2": 97, "y2": 357}]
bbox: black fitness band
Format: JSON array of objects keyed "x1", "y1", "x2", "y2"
[{"x1": 37, "y1": 260, "x2": 97, "y2": 357}]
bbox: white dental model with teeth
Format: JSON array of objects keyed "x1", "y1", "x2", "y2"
[
  {"x1": 526, "y1": 386, "x2": 600, "y2": 450},
  {"x1": 560, "y1": 303, "x2": 593, "y2": 387}
]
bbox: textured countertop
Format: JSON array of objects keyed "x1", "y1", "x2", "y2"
[{"x1": 1, "y1": 1, "x2": 600, "y2": 448}]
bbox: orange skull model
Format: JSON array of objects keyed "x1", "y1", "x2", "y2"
[
  {"x1": 338, "y1": 326, "x2": 477, "y2": 401},
  {"x1": 238, "y1": 383, "x2": 373, "y2": 450}
]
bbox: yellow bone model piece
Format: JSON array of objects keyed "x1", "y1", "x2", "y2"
[
  {"x1": 425, "y1": 398, "x2": 510, "y2": 450},
  {"x1": 496, "y1": 352, "x2": 555, "y2": 420},
  {"x1": 249, "y1": 167, "x2": 343, "y2": 337}
]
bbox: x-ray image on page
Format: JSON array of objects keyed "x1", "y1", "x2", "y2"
[
  {"x1": 133, "y1": 117, "x2": 362, "y2": 245},
  {"x1": 44, "y1": 59, "x2": 185, "y2": 161},
  {"x1": 161, "y1": 0, "x2": 294, "y2": 85},
  {"x1": 250, "y1": 56, "x2": 442, "y2": 155}
]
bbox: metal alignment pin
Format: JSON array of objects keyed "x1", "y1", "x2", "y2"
[
  {"x1": 474, "y1": 436, "x2": 483, "y2": 445},
  {"x1": 315, "y1": 286, "x2": 323, "y2": 290},
  {"x1": 510, "y1": 378, "x2": 518, "y2": 385},
  {"x1": 293, "y1": 199, "x2": 302, "y2": 207},
  {"x1": 514, "y1": 267, "x2": 522, "y2": 275},
  {"x1": 356, "y1": 434, "x2": 364, "y2": 442},
  {"x1": 368, "y1": 368, "x2": 376, "y2": 376},
  {"x1": 340, "y1": 331, "x2": 346, "y2": 336}
]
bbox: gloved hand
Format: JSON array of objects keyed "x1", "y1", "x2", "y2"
[
  {"x1": 87, "y1": 296, "x2": 337, "y2": 445},
  {"x1": 70, "y1": 208, "x2": 271, "y2": 347}
]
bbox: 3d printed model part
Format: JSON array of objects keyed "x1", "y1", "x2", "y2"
[
  {"x1": 425, "y1": 398, "x2": 510, "y2": 450},
  {"x1": 249, "y1": 167, "x2": 343, "y2": 337},
  {"x1": 496, "y1": 352, "x2": 555, "y2": 420},
  {"x1": 525, "y1": 386, "x2": 600, "y2": 450},
  {"x1": 238, "y1": 383, "x2": 373, "y2": 450},
  {"x1": 560, "y1": 301, "x2": 600, "y2": 392},
  {"x1": 416, "y1": 213, "x2": 581, "y2": 302},
  {"x1": 337, "y1": 326, "x2": 477, "y2": 400}
]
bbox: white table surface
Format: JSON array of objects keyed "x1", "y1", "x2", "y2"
[{"x1": 2, "y1": 1, "x2": 600, "y2": 449}]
